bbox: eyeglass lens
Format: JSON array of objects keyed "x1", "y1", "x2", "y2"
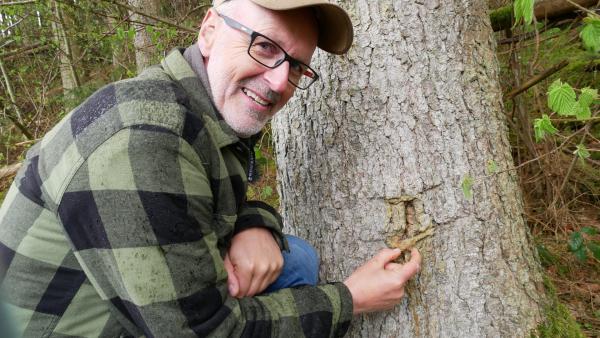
[{"x1": 249, "y1": 35, "x2": 316, "y2": 89}]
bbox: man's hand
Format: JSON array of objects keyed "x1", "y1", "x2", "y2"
[
  {"x1": 344, "y1": 248, "x2": 421, "y2": 314},
  {"x1": 224, "y1": 227, "x2": 284, "y2": 298}
]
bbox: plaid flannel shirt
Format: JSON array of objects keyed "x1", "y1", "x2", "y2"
[{"x1": 0, "y1": 48, "x2": 353, "y2": 337}]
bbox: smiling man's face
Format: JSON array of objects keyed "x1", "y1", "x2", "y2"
[{"x1": 198, "y1": 0, "x2": 319, "y2": 137}]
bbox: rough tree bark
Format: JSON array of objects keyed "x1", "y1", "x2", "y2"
[
  {"x1": 128, "y1": 0, "x2": 161, "y2": 73},
  {"x1": 272, "y1": 1, "x2": 547, "y2": 337}
]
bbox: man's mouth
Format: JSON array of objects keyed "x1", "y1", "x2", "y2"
[{"x1": 242, "y1": 88, "x2": 271, "y2": 107}]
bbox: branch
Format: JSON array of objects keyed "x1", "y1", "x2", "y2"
[
  {"x1": 0, "y1": 1, "x2": 37, "y2": 6},
  {"x1": 0, "y1": 163, "x2": 22, "y2": 181},
  {"x1": 489, "y1": 0, "x2": 598, "y2": 32},
  {"x1": 504, "y1": 59, "x2": 569, "y2": 100},
  {"x1": 99, "y1": 0, "x2": 197, "y2": 33},
  {"x1": 0, "y1": 42, "x2": 53, "y2": 59}
]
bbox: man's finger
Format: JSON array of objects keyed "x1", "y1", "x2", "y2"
[
  {"x1": 235, "y1": 267, "x2": 252, "y2": 297},
  {"x1": 373, "y1": 248, "x2": 402, "y2": 266},
  {"x1": 224, "y1": 255, "x2": 239, "y2": 297},
  {"x1": 396, "y1": 248, "x2": 422, "y2": 283}
]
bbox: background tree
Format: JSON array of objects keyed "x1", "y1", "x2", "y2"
[
  {"x1": 273, "y1": 0, "x2": 549, "y2": 336},
  {"x1": 50, "y1": 0, "x2": 80, "y2": 109},
  {"x1": 128, "y1": 0, "x2": 163, "y2": 73}
]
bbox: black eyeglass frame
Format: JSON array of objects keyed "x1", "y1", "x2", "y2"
[{"x1": 216, "y1": 11, "x2": 320, "y2": 90}]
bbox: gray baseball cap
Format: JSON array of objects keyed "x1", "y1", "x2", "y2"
[{"x1": 213, "y1": 0, "x2": 353, "y2": 54}]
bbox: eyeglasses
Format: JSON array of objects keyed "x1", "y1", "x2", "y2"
[{"x1": 216, "y1": 11, "x2": 319, "y2": 90}]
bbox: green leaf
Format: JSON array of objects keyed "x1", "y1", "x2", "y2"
[
  {"x1": 514, "y1": 0, "x2": 535, "y2": 25},
  {"x1": 580, "y1": 226, "x2": 598, "y2": 235},
  {"x1": 263, "y1": 186, "x2": 273, "y2": 197},
  {"x1": 548, "y1": 80, "x2": 577, "y2": 115},
  {"x1": 533, "y1": 114, "x2": 559, "y2": 142},
  {"x1": 116, "y1": 27, "x2": 125, "y2": 40},
  {"x1": 573, "y1": 247, "x2": 588, "y2": 261},
  {"x1": 537, "y1": 244, "x2": 557, "y2": 267},
  {"x1": 580, "y1": 17, "x2": 600, "y2": 53},
  {"x1": 587, "y1": 242, "x2": 600, "y2": 260},
  {"x1": 461, "y1": 175, "x2": 474, "y2": 200},
  {"x1": 579, "y1": 87, "x2": 598, "y2": 108},
  {"x1": 574, "y1": 103, "x2": 592, "y2": 120},
  {"x1": 569, "y1": 231, "x2": 584, "y2": 251},
  {"x1": 573, "y1": 144, "x2": 591, "y2": 159},
  {"x1": 486, "y1": 160, "x2": 498, "y2": 174}
]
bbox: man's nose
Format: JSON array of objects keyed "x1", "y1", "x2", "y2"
[{"x1": 263, "y1": 62, "x2": 290, "y2": 93}]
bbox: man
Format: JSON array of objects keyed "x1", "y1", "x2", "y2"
[{"x1": 0, "y1": 0, "x2": 421, "y2": 336}]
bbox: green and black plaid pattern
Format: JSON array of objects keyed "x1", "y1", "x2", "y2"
[{"x1": 0, "y1": 48, "x2": 353, "y2": 337}]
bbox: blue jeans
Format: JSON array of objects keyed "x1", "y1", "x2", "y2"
[{"x1": 264, "y1": 235, "x2": 320, "y2": 293}]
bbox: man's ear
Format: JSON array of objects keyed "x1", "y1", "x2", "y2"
[{"x1": 198, "y1": 9, "x2": 218, "y2": 57}]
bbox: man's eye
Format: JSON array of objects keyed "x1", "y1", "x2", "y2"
[
  {"x1": 254, "y1": 42, "x2": 278, "y2": 55},
  {"x1": 290, "y1": 62, "x2": 304, "y2": 73}
]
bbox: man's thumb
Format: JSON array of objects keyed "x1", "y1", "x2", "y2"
[{"x1": 374, "y1": 248, "x2": 402, "y2": 266}]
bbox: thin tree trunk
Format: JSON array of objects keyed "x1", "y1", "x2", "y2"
[
  {"x1": 0, "y1": 57, "x2": 32, "y2": 140},
  {"x1": 50, "y1": 0, "x2": 80, "y2": 109},
  {"x1": 128, "y1": 0, "x2": 161, "y2": 74},
  {"x1": 273, "y1": 1, "x2": 547, "y2": 337}
]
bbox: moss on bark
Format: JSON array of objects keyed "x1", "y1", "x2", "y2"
[{"x1": 532, "y1": 276, "x2": 584, "y2": 338}]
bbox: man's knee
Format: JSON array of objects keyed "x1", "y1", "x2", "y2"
[{"x1": 284, "y1": 235, "x2": 319, "y2": 285}]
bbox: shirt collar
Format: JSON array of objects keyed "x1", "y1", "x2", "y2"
[{"x1": 161, "y1": 47, "x2": 239, "y2": 148}]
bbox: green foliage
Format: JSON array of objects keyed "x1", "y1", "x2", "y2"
[
  {"x1": 486, "y1": 159, "x2": 498, "y2": 174},
  {"x1": 537, "y1": 243, "x2": 559, "y2": 268},
  {"x1": 580, "y1": 16, "x2": 600, "y2": 53},
  {"x1": 573, "y1": 144, "x2": 590, "y2": 160},
  {"x1": 568, "y1": 227, "x2": 600, "y2": 262},
  {"x1": 461, "y1": 175, "x2": 474, "y2": 199},
  {"x1": 533, "y1": 114, "x2": 558, "y2": 142},
  {"x1": 535, "y1": 277, "x2": 585, "y2": 338},
  {"x1": 513, "y1": 0, "x2": 535, "y2": 25},
  {"x1": 547, "y1": 80, "x2": 577, "y2": 116}
]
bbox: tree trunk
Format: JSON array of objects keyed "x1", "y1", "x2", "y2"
[
  {"x1": 272, "y1": 1, "x2": 547, "y2": 337},
  {"x1": 51, "y1": 0, "x2": 80, "y2": 108},
  {"x1": 128, "y1": 0, "x2": 161, "y2": 74}
]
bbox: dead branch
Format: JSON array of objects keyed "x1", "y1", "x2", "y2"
[
  {"x1": 0, "y1": 42, "x2": 53, "y2": 60},
  {"x1": 0, "y1": 1, "x2": 36, "y2": 6},
  {"x1": 99, "y1": 0, "x2": 197, "y2": 33},
  {"x1": 490, "y1": 0, "x2": 598, "y2": 32},
  {"x1": 504, "y1": 60, "x2": 570, "y2": 100},
  {"x1": 0, "y1": 162, "x2": 22, "y2": 181}
]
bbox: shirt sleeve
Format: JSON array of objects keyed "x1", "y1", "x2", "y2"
[
  {"x1": 235, "y1": 200, "x2": 289, "y2": 251},
  {"x1": 57, "y1": 126, "x2": 353, "y2": 338}
]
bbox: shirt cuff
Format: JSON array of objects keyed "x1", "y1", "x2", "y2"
[{"x1": 234, "y1": 200, "x2": 289, "y2": 251}]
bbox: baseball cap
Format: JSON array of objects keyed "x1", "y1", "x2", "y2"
[{"x1": 213, "y1": 0, "x2": 353, "y2": 54}]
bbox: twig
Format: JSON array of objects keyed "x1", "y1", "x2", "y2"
[
  {"x1": 386, "y1": 225, "x2": 435, "y2": 251},
  {"x1": 100, "y1": 0, "x2": 197, "y2": 33},
  {"x1": 14, "y1": 139, "x2": 40, "y2": 146},
  {"x1": 0, "y1": 57, "x2": 23, "y2": 123},
  {"x1": 551, "y1": 115, "x2": 600, "y2": 123},
  {"x1": 564, "y1": 0, "x2": 600, "y2": 17},
  {"x1": 0, "y1": 1, "x2": 36, "y2": 6},
  {"x1": 504, "y1": 60, "x2": 570, "y2": 100}
]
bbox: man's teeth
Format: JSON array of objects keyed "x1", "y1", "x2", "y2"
[{"x1": 243, "y1": 88, "x2": 269, "y2": 106}]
